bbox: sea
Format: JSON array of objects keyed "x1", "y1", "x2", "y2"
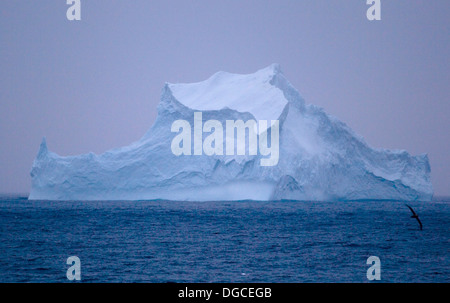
[{"x1": 0, "y1": 196, "x2": 448, "y2": 283}]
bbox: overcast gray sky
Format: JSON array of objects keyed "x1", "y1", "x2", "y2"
[{"x1": 0, "y1": 1, "x2": 448, "y2": 196}]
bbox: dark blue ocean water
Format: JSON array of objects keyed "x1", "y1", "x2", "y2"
[{"x1": 0, "y1": 196, "x2": 448, "y2": 283}]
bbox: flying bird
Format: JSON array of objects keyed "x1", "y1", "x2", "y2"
[{"x1": 406, "y1": 204, "x2": 423, "y2": 230}]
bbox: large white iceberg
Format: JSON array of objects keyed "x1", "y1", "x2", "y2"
[{"x1": 29, "y1": 64, "x2": 433, "y2": 201}]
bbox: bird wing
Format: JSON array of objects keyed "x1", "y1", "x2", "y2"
[
  {"x1": 406, "y1": 204, "x2": 417, "y2": 216},
  {"x1": 416, "y1": 217, "x2": 423, "y2": 230}
]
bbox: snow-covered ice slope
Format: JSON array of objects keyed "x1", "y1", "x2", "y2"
[{"x1": 29, "y1": 64, "x2": 433, "y2": 201}]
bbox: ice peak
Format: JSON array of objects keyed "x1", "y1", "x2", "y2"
[
  {"x1": 167, "y1": 64, "x2": 289, "y2": 121},
  {"x1": 37, "y1": 137, "x2": 48, "y2": 159}
]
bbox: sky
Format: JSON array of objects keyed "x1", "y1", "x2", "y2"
[{"x1": 0, "y1": 1, "x2": 448, "y2": 196}]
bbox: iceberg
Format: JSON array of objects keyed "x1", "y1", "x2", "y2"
[{"x1": 29, "y1": 64, "x2": 433, "y2": 201}]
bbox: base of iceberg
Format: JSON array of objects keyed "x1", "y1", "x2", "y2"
[{"x1": 29, "y1": 64, "x2": 433, "y2": 201}]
